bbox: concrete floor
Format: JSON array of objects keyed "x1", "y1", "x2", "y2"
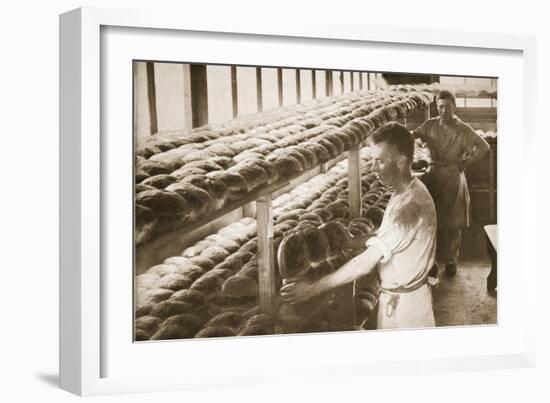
[{"x1": 432, "y1": 224, "x2": 497, "y2": 327}]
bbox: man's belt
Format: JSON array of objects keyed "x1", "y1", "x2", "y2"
[
  {"x1": 380, "y1": 278, "x2": 428, "y2": 294},
  {"x1": 380, "y1": 279, "x2": 429, "y2": 318}
]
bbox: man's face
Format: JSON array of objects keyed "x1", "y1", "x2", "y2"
[
  {"x1": 437, "y1": 98, "x2": 455, "y2": 122},
  {"x1": 370, "y1": 142, "x2": 400, "y2": 187}
]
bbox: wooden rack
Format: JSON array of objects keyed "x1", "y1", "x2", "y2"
[{"x1": 136, "y1": 103, "x2": 431, "y2": 327}]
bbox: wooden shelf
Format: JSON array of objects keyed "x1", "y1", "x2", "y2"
[
  {"x1": 136, "y1": 104, "x2": 429, "y2": 324},
  {"x1": 136, "y1": 152, "x2": 348, "y2": 275}
]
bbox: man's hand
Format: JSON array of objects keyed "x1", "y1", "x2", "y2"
[{"x1": 280, "y1": 278, "x2": 321, "y2": 305}]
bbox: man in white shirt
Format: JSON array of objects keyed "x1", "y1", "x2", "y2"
[{"x1": 281, "y1": 122, "x2": 437, "y2": 329}]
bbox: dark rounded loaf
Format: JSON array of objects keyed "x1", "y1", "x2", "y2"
[
  {"x1": 245, "y1": 314, "x2": 274, "y2": 328},
  {"x1": 302, "y1": 142, "x2": 331, "y2": 163},
  {"x1": 164, "y1": 182, "x2": 216, "y2": 217},
  {"x1": 135, "y1": 315, "x2": 162, "y2": 334},
  {"x1": 194, "y1": 325, "x2": 236, "y2": 338},
  {"x1": 267, "y1": 155, "x2": 304, "y2": 180},
  {"x1": 326, "y1": 201, "x2": 350, "y2": 219},
  {"x1": 161, "y1": 313, "x2": 205, "y2": 334},
  {"x1": 317, "y1": 138, "x2": 339, "y2": 158},
  {"x1": 135, "y1": 204, "x2": 157, "y2": 245},
  {"x1": 320, "y1": 221, "x2": 349, "y2": 255},
  {"x1": 366, "y1": 206, "x2": 385, "y2": 228},
  {"x1": 188, "y1": 255, "x2": 216, "y2": 271},
  {"x1": 206, "y1": 311, "x2": 244, "y2": 330},
  {"x1": 323, "y1": 133, "x2": 346, "y2": 154},
  {"x1": 135, "y1": 328, "x2": 151, "y2": 341},
  {"x1": 155, "y1": 273, "x2": 193, "y2": 291},
  {"x1": 311, "y1": 208, "x2": 333, "y2": 223},
  {"x1": 169, "y1": 289, "x2": 206, "y2": 307},
  {"x1": 200, "y1": 246, "x2": 231, "y2": 264},
  {"x1": 239, "y1": 260, "x2": 259, "y2": 281},
  {"x1": 244, "y1": 159, "x2": 279, "y2": 184},
  {"x1": 238, "y1": 324, "x2": 274, "y2": 336},
  {"x1": 150, "y1": 300, "x2": 194, "y2": 320},
  {"x1": 222, "y1": 275, "x2": 258, "y2": 298},
  {"x1": 203, "y1": 234, "x2": 240, "y2": 254},
  {"x1": 240, "y1": 238, "x2": 258, "y2": 254},
  {"x1": 277, "y1": 230, "x2": 310, "y2": 279},
  {"x1": 138, "y1": 160, "x2": 173, "y2": 177},
  {"x1": 136, "y1": 189, "x2": 189, "y2": 218},
  {"x1": 146, "y1": 264, "x2": 178, "y2": 277},
  {"x1": 181, "y1": 160, "x2": 223, "y2": 174},
  {"x1": 302, "y1": 227, "x2": 329, "y2": 263},
  {"x1": 151, "y1": 324, "x2": 196, "y2": 340},
  {"x1": 135, "y1": 183, "x2": 157, "y2": 194},
  {"x1": 206, "y1": 171, "x2": 248, "y2": 200},
  {"x1": 291, "y1": 146, "x2": 318, "y2": 169},
  {"x1": 299, "y1": 212, "x2": 323, "y2": 226},
  {"x1": 170, "y1": 166, "x2": 208, "y2": 180},
  {"x1": 229, "y1": 163, "x2": 268, "y2": 191},
  {"x1": 136, "y1": 288, "x2": 174, "y2": 308},
  {"x1": 210, "y1": 156, "x2": 235, "y2": 170},
  {"x1": 141, "y1": 174, "x2": 178, "y2": 189},
  {"x1": 190, "y1": 271, "x2": 225, "y2": 294}
]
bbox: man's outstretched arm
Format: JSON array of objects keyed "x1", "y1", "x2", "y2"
[{"x1": 280, "y1": 246, "x2": 383, "y2": 304}]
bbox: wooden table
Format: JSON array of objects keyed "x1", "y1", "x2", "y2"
[{"x1": 484, "y1": 225, "x2": 497, "y2": 292}]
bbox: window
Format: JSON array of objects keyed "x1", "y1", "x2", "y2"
[
  {"x1": 236, "y1": 67, "x2": 258, "y2": 117},
  {"x1": 282, "y1": 68, "x2": 298, "y2": 105},
  {"x1": 261, "y1": 68, "x2": 279, "y2": 111},
  {"x1": 207, "y1": 65, "x2": 233, "y2": 124},
  {"x1": 154, "y1": 63, "x2": 186, "y2": 131},
  {"x1": 300, "y1": 69, "x2": 313, "y2": 102}
]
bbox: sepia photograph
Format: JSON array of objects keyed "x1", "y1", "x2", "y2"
[{"x1": 133, "y1": 62, "x2": 498, "y2": 342}]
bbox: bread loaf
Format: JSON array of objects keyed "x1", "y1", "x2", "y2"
[
  {"x1": 169, "y1": 289, "x2": 206, "y2": 307},
  {"x1": 200, "y1": 246, "x2": 231, "y2": 264},
  {"x1": 194, "y1": 325, "x2": 236, "y2": 338},
  {"x1": 206, "y1": 311, "x2": 244, "y2": 330},
  {"x1": 135, "y1": 189, "x2": 188, "y2": 218},
  {"x1": 138, "y1": 160, "x2": 173, "y2": 177},
  {"x1": 135, "y1": 315, "x2": 161, "y2": 334},
  {"x1": 238, "y1": 324, "x2": 274, "y2": 336},
  {"x1": 239, "y1": 260, "x2": 259, "y2": 281},
  {"x1": 151, "y1": 324, "x2": 195, "y2": 340},
  {"x1": 135, "y1": 328, "x2": 151, "y2": 341},
  {"x1": 190, "y1": 272, "x2": 225, "y2": 293},
  {"x1": 136, "y1": 288, "x2": 173, "y2": 308},
  {"x1": 155, "y1": 273, "x2": 193, "y2": 291},
  {"x1": 302, "y1": 227, "x2": 329, "y2": 263},
  {"x1": 222, "y1": 275, "x2": 258, "y2": 298},
  {"x1": 149, "y1": 300, "x2": 194, "y2": 320},
  {"x1": 135, "y1": 204, "x2": 157, "y2": 245},
  {"x1": 161, "y1": 313, "x2": 205, "y2": 334},
  {"x1": 141, "y1": 174, "x2": 178, "y2": 189},
  {"x1": 278, "y1": 230, "x2": 310, "y2": 279},
  {"x1": 188, "y1": 256, "x2": 216, "y2": 271}
]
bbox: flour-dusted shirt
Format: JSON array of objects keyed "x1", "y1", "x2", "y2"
[
  {"x1": 365, "y1": 178, "x2": 437, "y2": 329},
  {"x1": 366, "y1": 178, "x2": 437, "y2": 290}
]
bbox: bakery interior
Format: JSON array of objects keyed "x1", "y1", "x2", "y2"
[{"x1": 134, "y1": 62, "x2": 497, "y2": 341}]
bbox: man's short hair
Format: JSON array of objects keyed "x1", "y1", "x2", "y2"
[
  {"x1": 371, "y1": 122, "x2": 414, "y2": 161},
  {"x1": 436, "y1": 89, "x2": 456, "y2": 106}
]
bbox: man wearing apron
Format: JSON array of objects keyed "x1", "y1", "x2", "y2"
[
  {"x1": 281, "y1": 122, "x2": 437, "y2": 329},
  {"x1": 413, "y1": 90, "x2": 490, "y2": 278}
]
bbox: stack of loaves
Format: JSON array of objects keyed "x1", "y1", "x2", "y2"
[
  {"x1": 389, "y1": 82, "x2": 497, "y2": 99},
  {"x1": 135, "y1": 150, "x2": 390, "y2": 340},
  {"x1": 135, "y1": 88, "x2": 432, "y2": 245}
]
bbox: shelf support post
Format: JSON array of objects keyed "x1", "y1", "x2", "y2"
[{"x1": 257, "y1": 195, "x2": 276, "y2": 315}]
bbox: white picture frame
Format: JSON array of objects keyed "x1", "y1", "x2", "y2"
[{"x1": 59, "y1": 6, "x2": 537, "y2": 396}]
